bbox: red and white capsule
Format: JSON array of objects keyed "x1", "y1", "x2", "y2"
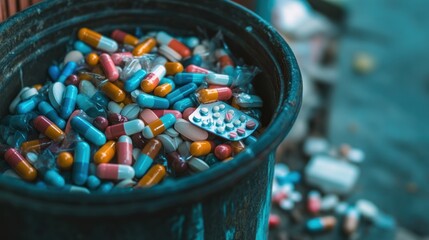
[
  {"x1": 140, "y1": 65, "x2": 166, "y2": 93},
  {"x1": 97, "y1": 163, "x2": 135, "y2": 180},
  {"x1": 117, "y1": 135, "x2": 133, "y2": 165},
  {"x1": 105, "y1": 119, "x2": 145, "y2": 140},
  {"x1": 99, "y1": 53, "x2": 119, "y2": 81},
  {"x1": 307, "y1": 190, "x2": 321, "y2": 215},
  {"x1": 156, "y1": 31, "x2": 191, "y2": 58}
]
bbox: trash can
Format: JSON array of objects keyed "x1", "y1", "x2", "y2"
[{"x1": 0, "y1": 0, "x2": 302, "y2": 239}]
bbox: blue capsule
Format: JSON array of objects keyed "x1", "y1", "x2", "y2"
[
  {"x1": 44, "y1": 169, "x2": 65, "y2": 188},
  {"x1": 182, "y1": 36, "x2": 200, "y2": 49},
  {"x1": 73, "y1": 141, "x2": 90, "y2": 185},
  {"x1": 57, "y1": 61, "x2": 77, "y2": 83},
  {"x1": 166, "y1": 83, "x2": 198, "y2": 105},
  {"x1": 136, "y1": 92, "x2": 170, "y2": 109},
  {"x1": 16, "y1": 96, "x2": 41, "y2": 114},
  {"x1": 74, "y1": 40, "x2": 92, "y2": 55},
  {"x1": 174, "y1": 73, "x2": 206, "y2": 85},
  {"x1": 182, "y1": 55, "x2": 202, "y2": 67},
  {"x1": 124, "y1": 69, "x2": 147, "y2": 92},
  {"x1": 60, "y1": 85, "x2": 78, "y2": 119},
  {"x1": 70, "y1": 116, "x2": 106, "y2": 146},
  {"x1": 76, "y1": 94, "x2": 106, "y2": 118},
  {"x1": 48, "y1": 65, "x2": 61, "y2": 80},
  {"x1": 173, "y1": 97, "x2": 195, "y2": 112},
  {"x1": 87, "y1": 175, "x2": 101, "y2": 189},
  {"x1": 38, "y1": 101, "x2": 66, "y2": 129}
]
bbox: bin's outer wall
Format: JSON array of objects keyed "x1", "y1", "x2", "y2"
[
  {"x1": 0, "y1": 0, "x2": 301, "y2": 239},
  {"x1": 1, "y1": 154, "x2": 275, "y2": 240}
]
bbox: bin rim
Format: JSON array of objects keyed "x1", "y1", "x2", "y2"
[{"x1": 0, "y1": 0, "x2": 302, "y2": 215}]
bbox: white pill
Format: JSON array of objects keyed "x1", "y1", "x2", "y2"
[
  {"x1": 188, "y1": 157, "x2": 209, "y2": 172},
  {"x1": 156, "y1": 134, "x2": 177, "y2": 153},
  {"x1": 68, "y1": 186, "x2": 90, "y2": 194},
  {"x1": 165, "y1": 128, "x2": 179, "y2": 138},
  {"x1": 320, "y1": 194, "x2": 339, "y2": 211},
  {"x1": 121, "y1": 103, "x2": 140, "y2": 120},
  {"x1": 279, "y1": 199, "x2": 294, "y2": 211},
  {"x1": 303, "y1": 137, "x2": 330, "y2": 156},
  {"x1": 356, "y1": 199, "x2": 378, "y2": 220},
  {"x1": 114, "y1": 179, "x2": 136, "y2": 189},
  {"x1": 290, "y1": 191, "x2": 303, "y2": 202},
  {"x1": 174, "y1": 119, "x2": 208, "y2": 142},
  {"x1": 49, "y1": 82, "x2": 65, "y2": 110},
  {"x1": 20, "y1": 87, "x2": 38, "y2": 100},
  {"x1": 108, "y1": 101, "x2": 123, "y2": 114},
  {"x1": 64, "y1": 50, "x2": 84, "y2": 64},
  {"x1": 9, "y1": 87, "x2": 30, "y2": 113},
  {"x1": 178, "y1": 141, "x2": 191, "y2": 158}
]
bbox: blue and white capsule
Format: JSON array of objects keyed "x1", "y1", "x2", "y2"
[
  {"x1": 124, "y1": 69, "x2": 147, "y2": 92},
  {"x1": 70, "y1": 116, "x2": 107, "y2": 146},
  {"x1": 38, "y1": 101, "x2": 66, "y2": 129},
  {"x1": 60, "y1": 85, "x2": 78, "y2": 119},
  {"x1": 57, "y1": 61, "x2": 77, "y2": 83},
  {"x1": 73, "y1": 141, "x2": 90, "y2": 185},
  {"x1": 166, "y1": 83, "x2": 197, "y2": 105},
  {"x1": 136, "y1": 92, "x2": 170, "y2": 109},
  {"x1": 174, "y1": 73, "x2": 206, "y2": 85}
]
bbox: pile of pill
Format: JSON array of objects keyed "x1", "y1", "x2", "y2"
[{"x1": 0, "y1": 27, "x2": 263, "y2": 193}]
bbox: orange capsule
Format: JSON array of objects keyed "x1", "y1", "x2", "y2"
[
  {"x1": 111, "y1": 29, "x2": 139, "y2": 46},
  {"x1": 136, "y1": 164, "x2": 166, "y2": 188},
  {"x1": 57, "y1": 152, "x2": 74, "y2": 170},
  {"x1": 4, "y1": 148, "x2": 37, "y2": 181},
  {"x1": 78, "y1": 28, "x2": 118, "y2": 53},
  {"x1": 33, "y1": 84, "x2": 43, "y2": 91},
  {"x1": 94, "y1": 141, "x2": 116, "y2": 164},
  {"x1": 113, "y1": 79, "x2": 125, "y2": 90},
  {"x1": 153, "y1": 78, "x2": 175, "y2": 97},
  {"x1": 101, "y1": 82, "x2": 126, "y2": 103},
  {"x1": 78, "y1": 72, "x2": 93, "y2": 81},
  {"x1": 164, "y1": 62, "x2": 184, "y2": 75},
  {"x1": 198, "y1": 87, "x2": 232, "y2": 104},
  {"x1": 86, "y1": 53, "x2": 99, "y2": 66},
  {"x1": 33, "y1": 116, "x2": 65, "y2": 142},
  {"x1": 133, "y1": 37, "x2": 157, "y2": 56},
  {"x1": 20, "y1": 138, "x2": 52, "y2": 153},
  {"x1": 190, "y1": 141, "x2": 215, "y2": 157}
]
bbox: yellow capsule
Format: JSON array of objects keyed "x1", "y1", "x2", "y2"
[
  {"x1": 133, "y1": 38, "x2": 157, "y2": 56},
  {"x1": 154, "y1": 83, "x2": 173, "y2": 97},
  {"x1": 165, "y1": 62, "x2": 184, "y2": 75},
  {"x1": 94, "y1": 141, "x2": 116, "y2": 164},
  {"x1": 57, "y1": 152, "x2": 74, "y2": 170},
  {"x1": 136, "y1": 164, "x2": 166, "y2": 188},
  {"x1": 190, "y1": 141, "x2": 215, "y2": 157},
  {"x1": 86, "y1": 53, "x2": 99, "y2": 67},
  {"x1": 101, "y1": 82, "x2": 126, "y2": 103}
]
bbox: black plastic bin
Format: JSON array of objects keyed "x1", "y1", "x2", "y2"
[{"x1": 0, "y1": 0, "x2": 302, "y2": 239}]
